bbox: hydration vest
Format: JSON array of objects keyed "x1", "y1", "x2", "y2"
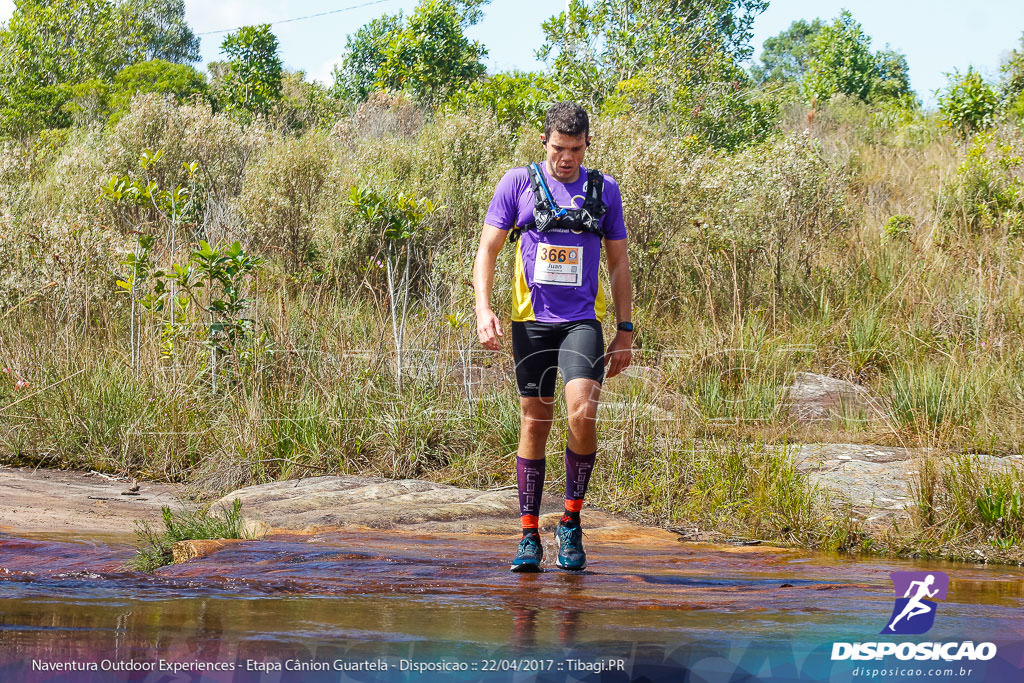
[{"x1": 509, "y1": 162, "x2": 607, "y2": 243}]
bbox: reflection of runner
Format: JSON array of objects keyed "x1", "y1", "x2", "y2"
[
  {"x1": 888, "y1": 574, "x2": 939, "y2": 631},
  {"x1": 473, "y1": 102, "x2": 633, "y2": 572}
]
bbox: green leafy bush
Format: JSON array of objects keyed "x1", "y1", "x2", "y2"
[
  {"x1": 883, "y1": 214, "x2": 914, "y2": 241},
  {"x1": 109, "y1": 59, "x2": 209, "y2": 122},
  {"x1": 217, "y1": 24, "x2": 283, "y2": 119},
  {"x1": 945, "y1": 131, "x2": 1024, "y2": 234},
  {"x1": 445, "y1": 70, "x2": 555, "y2": 131},
  {"x1": 271, "y1": 71, "x2": 338, "y2": 134},
  {"x1": 938, "y1": 68, "x2": 1000, "y2": 136}
]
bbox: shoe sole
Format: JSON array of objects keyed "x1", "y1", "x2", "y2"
[
  {"x1": 554, "y1": 560, "x2": 586, "y2": 571},
  {"x1": 510, "y1": 562, "x2": 543, "y2": 573}
]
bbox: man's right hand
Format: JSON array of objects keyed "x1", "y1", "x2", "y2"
[{"x1": 476, "y1": 308, "x2": 504, "y2": 350}]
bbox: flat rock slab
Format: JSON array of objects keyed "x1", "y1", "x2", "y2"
[
  {"x1": 790, "y1": 443, "x2": 919, "y2": 524},
  {"x1": 0, "y1": 465, "x2": 185, "y2": 535},
  {"x1": 215, "y1": 475, "x2": 675, "y2": 540},
  {"x1": 791, "y1": 444, "x2": 1024, "y2": 525}
]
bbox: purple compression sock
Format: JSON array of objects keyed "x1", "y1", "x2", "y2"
[
  {"x1": 516, "y1": 456, "x2": 546, "y2": 530},
  {"x1": 564, "y1": 447, "x2": 596, "y2": 502}
]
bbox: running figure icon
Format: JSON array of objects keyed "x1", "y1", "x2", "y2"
[{"x1": 888, "y1": 574, "x2": 939, "y2": 631}]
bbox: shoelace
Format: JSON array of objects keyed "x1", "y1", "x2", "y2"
[
  {"x1": 519, "y1": 536, "x2": 541, "y2": 553},
  {"x1": 557, "y1": 525, "x2": 583, "y2": 548}
]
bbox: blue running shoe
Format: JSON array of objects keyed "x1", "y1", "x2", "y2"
[
  {"x1": 554, "y1": 522, "x2": 587, "y2": 570},
  {"x1": 511, "y1": 534, "x2": 543, "y2": 572}
]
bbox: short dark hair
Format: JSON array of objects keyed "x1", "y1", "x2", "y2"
[{"x1": 544, "y1": 101, "x2": 589, "y2": 140}]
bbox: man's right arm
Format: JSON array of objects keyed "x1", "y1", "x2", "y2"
[{"x1": 473, "y1": 224, "x2": 509, "y2": 351}]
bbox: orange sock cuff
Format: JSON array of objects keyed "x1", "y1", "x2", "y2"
[
  {"x1": 521, "y1": 514, "x2": 539, "y2": 528},
  {"x1": 564, "y1": 499, "x2": 584, "y2": 513}
]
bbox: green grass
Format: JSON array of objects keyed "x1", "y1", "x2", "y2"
[
  {"x1": 887, "y1": 362, "x2": 985, "y2": 443},
  {"x1": 901, "y1": 454, "x2": 1024, "y2": 563},
  {"x1": 128, "y1": 499, "x2": 255, "y2": 572}
]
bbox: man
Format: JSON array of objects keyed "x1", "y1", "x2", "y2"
[{"x1": 472, "y1": 101, "x2": 633, "y2": 572}]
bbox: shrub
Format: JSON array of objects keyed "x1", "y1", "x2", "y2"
[
  {"x1": 944, "y1": 131, "x2": 1024, "y2": 234},
  {"x1": 0, "y1": 214, "x2": 124, "y2": 312},
  {"x1": 582, "y1": 116, "x2": 694, "y2": 310},
  {"x1": 939, "y1": 68, "x2": 1000, "y2": 137},
  {"x1": 238, "y1": 132, "x2": 339, "y2": 270},
  {"x1": 350, "y1": 91, "x2": 423, "y2": 139},
  {"x1": 883, "y1": 214, "x2": 914, "y2": 241},
  {"x1": 270, "y1": 71, "x2": 338, "y2": 135},
  {"x1": 27, "y1": 129, "x2": 108, "y2": 222},
  {"x1": 109, "y1": 59, "x2": 210, "y2": 123},
  {"x1": 675, "y1": 131, "x2": 851, "y2": 319},
  {"x1": 105, "y1": 93, "x2": 273, "y2": 204}
]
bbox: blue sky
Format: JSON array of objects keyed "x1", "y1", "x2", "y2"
[{"x1": 2, "y1": 1, "x2": 1022, "y2": 107}]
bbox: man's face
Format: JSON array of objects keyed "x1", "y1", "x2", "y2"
[{"x1": 542, "y1": 130, "x2": 590, "y2": 183}]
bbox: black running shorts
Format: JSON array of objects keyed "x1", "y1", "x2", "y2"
[{"x1": 511, "y1": 319, "x2": 605, "y2": 397}]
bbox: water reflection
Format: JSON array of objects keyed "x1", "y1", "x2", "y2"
[{"x1": 2, "y1": 528, "x2": 1024, "y2": 676}]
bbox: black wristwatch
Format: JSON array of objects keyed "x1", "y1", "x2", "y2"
[{"x1": 617, "y1": 321, "x2": 634, "y2": 333}]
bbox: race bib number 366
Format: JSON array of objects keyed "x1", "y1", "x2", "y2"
[{"x1": 534, "y1": 244, "x2": 582, "y2": 287}]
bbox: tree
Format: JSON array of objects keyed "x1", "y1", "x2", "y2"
[
  {"x1": 62, "y1": 60, "x2": 208, "y2": 126},
  {"x1": 1002, "y1": 34, "x2": 1024, "y2": 101},
  {"x1": 536, "y1": 0, "x2": 774, "y2": 149},
  {"x1": 0, "y1": 0, "x2": 147, "y2": 135},
  {"x1": 331, "y1": 0, "x2": 489, "y2": 104},
  {"x1": 872, "y1": 48, "x2": 913, "y2": 102},
  {"x1": 539, "y1": 0, "x2": 768, "y2": 108},
  {"x1": 752, "y1": 19, "x2": 823, "y2": 84},
  {"x1": 331, "y1": 13, "x2": 403, "y2": 102},
  {"x1": 446, "y1": 70, "x2": 556, "y2": 130},
  {"x1": 112, "y1": 59, "x2": 208, "y2": 111},
  {"x1": 800, "y1": 11, "x2": 912, "y2": 104},
  {"x1": 377, "y1": 0, "x2": 487, "y2": 104},
  {"x1": 218, "y1": 24, "x2": 283, "y2": 118},
  {"x1": 800, "y1": 11, "x2": 876, "y2": 102},
  {"x1": 121, "y1": 0, "x2": 201, "y2": 63}
]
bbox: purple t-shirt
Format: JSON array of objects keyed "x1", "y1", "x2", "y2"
[{"x1": 484, "y1": 164, "x2": 626, "y2": 323}]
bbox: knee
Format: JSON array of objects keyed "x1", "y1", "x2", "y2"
[
  {"x1": 520, "y1": 405, "x2": 554, "y2": 437},
  {"x1": 567, "y1": 401, "x2": 598, "y2": 433}
]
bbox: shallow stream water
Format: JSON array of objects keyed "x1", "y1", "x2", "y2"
[{"x1": 1, "y1": 529, "x2": 1023, "y2": 681}]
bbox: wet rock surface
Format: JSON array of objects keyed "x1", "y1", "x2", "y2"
[{"x1": 213, "y1": 475, "x2": 673, "y2": 541}]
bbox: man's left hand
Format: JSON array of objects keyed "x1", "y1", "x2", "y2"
[{"x1": 604, "y1": 331, "x2": 633, "y2": 379}]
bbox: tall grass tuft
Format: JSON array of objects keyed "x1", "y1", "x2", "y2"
[{"x1": 129, "y1": 499, "x2": 255, "y2": 572}]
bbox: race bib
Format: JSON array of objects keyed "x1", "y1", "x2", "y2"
[{"x1": 534, "y1": 244, "x2": 582, "y2": 287}]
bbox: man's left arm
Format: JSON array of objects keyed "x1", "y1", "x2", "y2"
[{"x1": 604, "y1": 237, "x2": 633, "y2": 379}]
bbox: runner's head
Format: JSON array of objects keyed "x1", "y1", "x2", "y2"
[{"x1": 541, "y1": 102, "x2": 591, "y2": 183}]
